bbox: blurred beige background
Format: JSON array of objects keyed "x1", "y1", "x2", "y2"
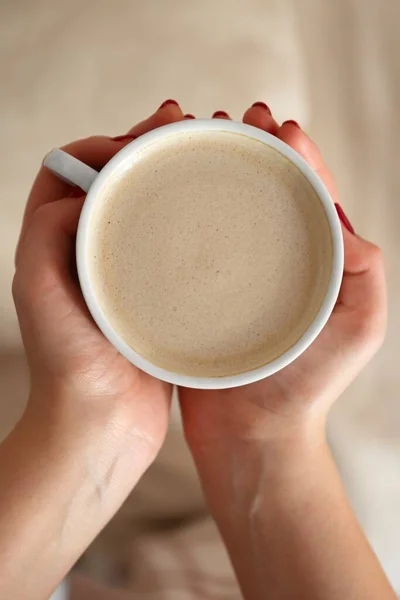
[{"x1": 1, "y1": 0, "x2": 399, "y2": 592}]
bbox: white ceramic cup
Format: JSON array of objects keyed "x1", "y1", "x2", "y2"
[{"x1": 44, "y1": 119, "x2": 344, "y2": 389}]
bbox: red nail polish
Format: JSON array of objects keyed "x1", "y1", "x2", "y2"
[
  {"x1": 159, "y1": 99, "x2": 179, "y2": 109},
  {"x1": 335, "y1": 203, "x2": 355, "y2": 234},
  {"x1": 184, "y1": 114, "x2": 195, "y2": 119},
  {"x1": 112, "y1": 134, "x2": 137, "y2": 142},
  {"x1": 68, "y1": 187, "x2": 85, "y2": 198},
  {"x1": 283, "y1": 119, "x2": 301, "y2": 129},
  {"x1": 251, "y1": 102, "x2": 271, "y2": 115},
  {"x1": 212, "y1": 110, "x2": 229, "y2": 118}
]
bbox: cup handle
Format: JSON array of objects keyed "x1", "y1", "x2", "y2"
[{"x1": 43, "y1": 148, "x2": 98, "y2": 192}]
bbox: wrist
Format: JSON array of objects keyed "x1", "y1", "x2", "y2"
[
  {"x1": 18, "y1": 385, "x2": 159, "y2": 530},
  {"x1": 182, "y1": 380, "x2": 330, "y2": 451},
  {"x1": 186, "y1": 399, "x2": 327, "y2": 460},
  {"x1": 188, "y1": 412, "x2": 326, "y2": 507},
  {"x1": 187, "y1": 418, "x2": 331, "y2": 600},
  {"x1": 26, "y1": 380, "x2": 139, "y2": 450},
  {"x1": 0, "y1": 389, "x2": 155, "y2": 598}
]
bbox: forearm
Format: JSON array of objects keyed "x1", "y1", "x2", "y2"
[
  {"x1": 189, "y1": 423, "x2": 396, "y2": 600},
  {"x1": 0, "y1": 420, "x2": 90, "y2": 598},
  {"x1": 0, "y1": 393, "x2": 149, "y2": 599}
]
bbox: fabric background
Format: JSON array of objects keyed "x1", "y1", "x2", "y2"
[{"x1": 1, "y1": 0, "x2": 399, "y2": 594}]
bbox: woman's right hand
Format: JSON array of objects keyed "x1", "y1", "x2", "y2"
[
  {"x1": 13, "y1": 103, "x2": 185, "y2": 507},
  {"x1": 2, "y1": 101, "x2": 185, "y2": 600}
]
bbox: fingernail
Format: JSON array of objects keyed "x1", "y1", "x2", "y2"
[
  {"x1": 212, "y1": 110, "x2": 229, "y2": 118},
  {"x1": 251, "y1": 102, "x2": 271, "y2": 115},
  {"x1": 68, "y1": 187, "x2": 85, "y2": 198},
  {"x1": 112, "y1": 134, "x2": 137, "y2": 142},
  {"x1": 282, "y1": 119, "x2": 301, "y2": 129},
  {"x1": 335, "y1": 203, "x2": 355, "y2": 234},
  {"x1": 159, "y1": 99, "x2": 179, "y2": 109},
  {"x1": 184, "y1": 114, "x2": 195, "y2": 119}
]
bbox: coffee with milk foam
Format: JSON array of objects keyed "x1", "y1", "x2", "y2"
[{"x1": 89, "y1": 130, "x2": 333, "y2": 377}]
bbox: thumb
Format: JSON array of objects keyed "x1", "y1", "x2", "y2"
[{"x1": 336, "y1": 218, "x2": 386, "y2": 321}]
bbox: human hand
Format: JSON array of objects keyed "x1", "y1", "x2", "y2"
[
  {"x1": 177, "y1": 106, "x2": 392, "y2": 600},
  {"x1": 180, "y1": 104, "x2": 387, "y2": 443},
  {"x1": 15, "y1": 100, "x2": 188, "y2": 448},
  {"x1": 2, "y1": 101, "x2": 191, "y2": 598}
]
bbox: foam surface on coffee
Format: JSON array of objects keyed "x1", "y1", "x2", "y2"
[{"x1": 89, "y1": 131, "x2": 333, "y2": 377}]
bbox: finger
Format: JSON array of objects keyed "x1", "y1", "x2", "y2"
[
  {"x1": 243, "y1": 102, "x2": 279, "y2": 135},
  {"x1": 26, "y1": 102, "x2": 183, "y2": 227},
  {"x1": 15, "y1": 196, "x2": 83, "y2": 277},
  {"x1": 20, "y1": 103, "x2": 185, "y2": 259},
  {"x1": 212, "y1": 111, "x2": 231, "y2": 120},
  {"x1": 20, "y1": 135, "x2": 123, "y2": 247},
  {"x1": 126, "y1": 100, "x2": 184, "y2": 137},
  {"x1": 277, "y1": 121, "x2": 338, "y2": 201},
  {"x1": 333, "y1": 226, "x2": 387, "y2": 351},
  {"x1": 14, "y1": 197, "x2": 85, "y2": 333},
  {"x1": 12, "y1": 196, "x2": 100, "y2": 359},
  {"x1": 335, "y1": 218, "x2": 386, "y2": 316}
]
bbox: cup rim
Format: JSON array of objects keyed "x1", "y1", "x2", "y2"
[{"x1": 76, "y1": 119, "x2": 344, "y2": 389}]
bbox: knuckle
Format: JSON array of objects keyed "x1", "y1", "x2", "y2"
[
  {"x1": 11, "y1": 273, "x2": 20, "y2": 303},
  {"x1": 352, "y1": 308, "x2": 386, "y2": 351},
  {"x1": 33, "y1": 202, "x2": 52, "y2": 221},
  {"x1": 366, "y1": 242, "x2": 383, "y2": 264},
  {"x1": 23, "y1": 208, "x2": 48, "y2": 246},
  {"x1": 12, "y1": 271, "x2": 33, "y2": 312},
  {"x1": 373, "y1": 326, "x2": 386, "y2": 350},
  {"x1": 13, "y1": 268, "x2": 54, "y2": 314},
  {"x1": 24, "y1": 204, "x2": 51, "y2": 240},
  {"x1": 295, "y1": 135, "x2": 318, "y2": 158},
  {"x1": 61, "y1": 136, "x2": 96, "y2": 153}
]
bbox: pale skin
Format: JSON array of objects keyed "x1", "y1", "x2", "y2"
[{"x1": 0, "y1": 100, "x2": 394, "y2": 599}]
